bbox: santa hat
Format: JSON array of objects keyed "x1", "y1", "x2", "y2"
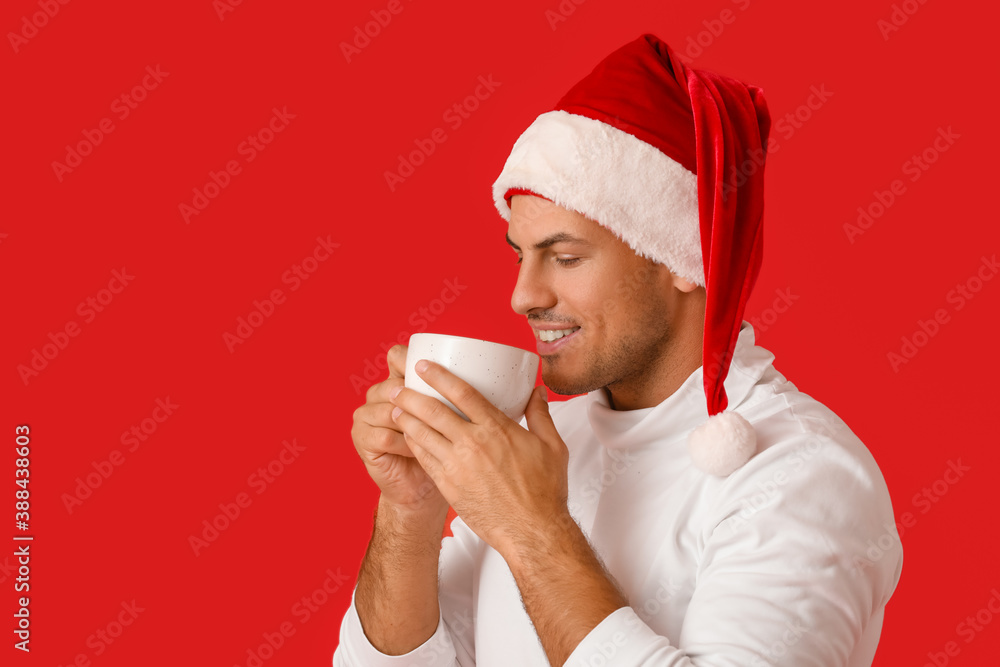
[{"x1": 492, "y1": 34, "x2": 771, "y2": 477}]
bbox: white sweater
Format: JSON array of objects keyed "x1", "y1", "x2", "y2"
[{"x1": 334, "y1": 322, "x2": 903, "y2": 666}]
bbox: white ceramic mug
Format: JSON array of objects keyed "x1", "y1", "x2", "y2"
[{"x1": 404, "y1": 333, "x2": 540, "y2": 422}]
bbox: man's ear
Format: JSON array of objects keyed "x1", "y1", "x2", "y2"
[
  {"x1": 670, "y1": 272, "x2": 701, "y2": 294},
  {"x1": 647, "y1": 258, "x2": 700, "y2": 295}
]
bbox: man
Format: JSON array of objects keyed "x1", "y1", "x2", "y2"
[{"x1": 334, "y1": 34, "x2": 902, "y2": 666}]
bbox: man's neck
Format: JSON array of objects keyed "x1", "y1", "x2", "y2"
[{"x1": 602, "y1": 340, "x2": 704, "y2": 411}]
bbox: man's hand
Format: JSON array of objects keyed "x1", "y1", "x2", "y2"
[
  {"x1": 351, "y1": 345, "x2": 448, "y2": 517},
  {"x1": 388, "y1": 358, "x2": 571, "y2": 557},
  {"x1": 350, "y1": 347, "x2": 453, "y2": 656},
  {"x1": 390, "y1": 359, "x2": 630, "y2": 665}
]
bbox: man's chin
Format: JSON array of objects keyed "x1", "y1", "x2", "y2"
[{"x1": 540, "y1": 368, "x2": 596, "y2": 397}]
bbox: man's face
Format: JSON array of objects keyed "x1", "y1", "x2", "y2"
[{"x1": 506, "y1": 195, "x2": 702, "y2": 402}]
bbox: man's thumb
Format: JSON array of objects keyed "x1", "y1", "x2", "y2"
[{"x1": 524, "y1": 386, "x2": 557, "y2": 439}]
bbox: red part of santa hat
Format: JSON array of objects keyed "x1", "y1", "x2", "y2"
[{"x1": 492, "y1": 34, "x2": 771, "y2": 476}]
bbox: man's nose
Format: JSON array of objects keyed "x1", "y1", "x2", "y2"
[{"x1": 511, "y1": 259, "x2": 555, "y2": 316}]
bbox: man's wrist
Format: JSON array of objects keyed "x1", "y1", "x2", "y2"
[
  {"x1": 502, "y1": 509, "x2": 589, "y2": 577},
  {"x1": 501, "y1": 509, "x2": 631, "y2": 665},
  {"x1": 354, "y1": 495, "x2": 450, "y2": 655},
  {"x1": 376, "y1": 494, "x2": 449, "y2": 537}
]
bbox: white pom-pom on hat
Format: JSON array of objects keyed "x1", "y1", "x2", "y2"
[{"x1": 688, "y1": 411, "x2": 756, "y2": 477}]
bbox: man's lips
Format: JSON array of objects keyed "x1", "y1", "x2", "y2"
[
  {"x1": 531, "y1": 324, "x2": 580, "y2": 338},
  {"x1": 532, "y1": 325, "x2": 581, "y2": 352}
]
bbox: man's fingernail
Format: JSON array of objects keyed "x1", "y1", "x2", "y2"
[
  {"x1": 392, "y1": 406, "x2": 402, "y2": 420},
  {"x1": 416, "y1": 360, "x2": 429, "y2": 373},
  {"x1": 390, "y1": 386, "x2": 402, "y2": 400}
]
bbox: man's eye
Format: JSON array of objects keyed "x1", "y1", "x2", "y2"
[{"x1": 513, "y1": 256, "x2": 580, "y2": 266}]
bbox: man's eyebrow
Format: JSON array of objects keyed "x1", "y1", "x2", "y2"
[{"x1": 505, "y1": 232, "x2": 591, "y2": 251}]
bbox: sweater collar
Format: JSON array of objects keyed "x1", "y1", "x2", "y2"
[{"x1": 585, "y1": 321, "x2": 774, "y2": 451}]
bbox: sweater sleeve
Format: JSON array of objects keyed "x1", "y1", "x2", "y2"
[
  {"x1": 564, "y1": 419, "x2": 903, "y2": 667},
  {"x1": 332, "y1": 513, "x2": 481, "y2": 666}
]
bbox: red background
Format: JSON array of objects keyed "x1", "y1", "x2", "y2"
[{"x1": 4, "y1": 0, "x2": 998, "y2": 665}]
